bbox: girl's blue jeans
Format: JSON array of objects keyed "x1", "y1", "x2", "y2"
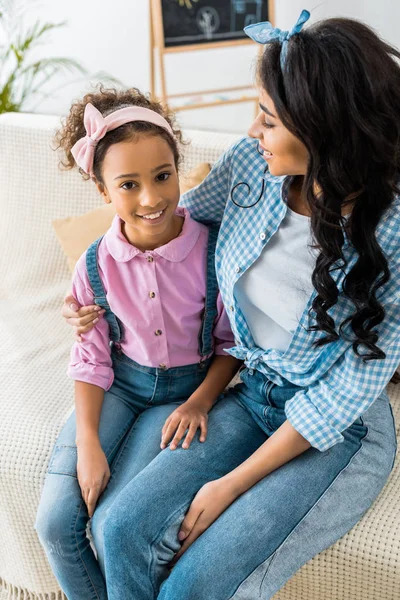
[
  {"x1": 34, "y1": 352, "x2": 210, "y2": 600},
  {"x1": 35, "y1": 364, "x2": 397, "y2": 600}
]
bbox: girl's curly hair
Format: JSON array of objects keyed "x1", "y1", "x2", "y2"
[
  {"x1": 54, "y1": 85, "x2": 184, "y2": 182},
  {"x1": 258, "y1": 18, "x2": 400, "y2": 361}
]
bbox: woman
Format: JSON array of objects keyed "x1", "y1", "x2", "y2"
[{"x1": 62, "y1": 10, "x2": 399, "y2": 599}]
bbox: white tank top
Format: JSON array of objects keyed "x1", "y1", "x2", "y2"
[{"x1": 234, "y1": 207, "x2": 317, "y2": 352}]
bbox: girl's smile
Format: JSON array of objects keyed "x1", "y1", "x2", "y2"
[
  {"x1": 138, "y1": 208, "x2": 165, "y2": 221},
  {"x1": 136, "y1": 207, "x2": 169, "y2": 225},
  {"x1": 96, "y1": 134, "x2": 182, "y2": 251}
]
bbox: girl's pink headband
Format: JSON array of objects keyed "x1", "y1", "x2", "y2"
[{"x1": 70, "y1": 102, "x2": 174, "y2": 175}]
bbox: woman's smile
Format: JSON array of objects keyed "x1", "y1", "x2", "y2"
[{"x1": 259, "y1": 143, "x2": 274, "y2": 161}]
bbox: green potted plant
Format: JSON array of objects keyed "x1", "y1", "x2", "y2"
[{"x1": 0, "y1": 0, "x2": 121, "y2": 114}]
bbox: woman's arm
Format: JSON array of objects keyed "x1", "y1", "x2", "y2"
[
  {"x1": 62, "y1": 294, "x2": 105, "y2": 342},
  {"x1": 224, "y1": 419, "x2": 310, "y2": 494},
  {"x1": 179, "y1": 138, "x2": 244, "y2": 223},
  {"x1": 173, "y1": 253, "x2": 400, "y2": 559},
  {"x1": 172, "y1": 419, "x2": 309, "y2": 562},
  {"x1": 284, "y1": 306, "x2": 400, "y2": 452}
]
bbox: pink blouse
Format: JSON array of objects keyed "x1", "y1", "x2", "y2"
[{"x1": 68, "y1": 207, "x2": 235, "y2": 390}]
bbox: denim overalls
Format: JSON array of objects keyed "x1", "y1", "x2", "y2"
[
  {"x1": 34, "y1": 225, "x2": 222, "y2": 600},
  {"x1": 84, "y1": 224, "x2": 219, "y2": 410}
]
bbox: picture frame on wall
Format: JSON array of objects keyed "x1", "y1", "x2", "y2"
[
  {"x1": 161, "y1": 0, "x2": 270, "y2": 49},
  {"x1": 150, "y1": 0, "x2": 273, "y2": 112}
]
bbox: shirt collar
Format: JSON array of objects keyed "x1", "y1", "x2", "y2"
[{"x1": 104, "y1": 206, "x2": 201, "y2": 263}]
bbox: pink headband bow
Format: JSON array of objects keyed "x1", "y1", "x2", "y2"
[{"x1": 70, "y1": 103, "x2": 175, "y2": 175}]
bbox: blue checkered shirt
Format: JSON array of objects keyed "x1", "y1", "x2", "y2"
[{"x1": 180, "y1": 136, "x2": 400, "y2": 451}]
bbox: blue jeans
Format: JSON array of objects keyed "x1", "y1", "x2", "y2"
[
  {"x1": 34, "y1": 353, "x2": 211, "y2": 600},
  {"x1": 101, "y1": 368, "x2": 397, "y2": 600}
]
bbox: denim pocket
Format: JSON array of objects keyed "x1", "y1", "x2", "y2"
[
  {"x1": 168, "y1": 369, "x2": 208, "y2": 400},
  {"x1": 48, "y1": 445, "x2": 78, "y2": 478},
  {"x1": 261, "y1": 379, "x2": 274, "y2": 400},
  {"x1": 263, "y1": 406, "x2": 287, "y2": 432}
]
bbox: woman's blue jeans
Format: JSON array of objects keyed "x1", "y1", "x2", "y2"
[
  {"x1": 34, "y1": 353, "x2": 210, "y2": 600},
  {"x1": 100, "y1": 367, "x2": 397, "y2": 600}
]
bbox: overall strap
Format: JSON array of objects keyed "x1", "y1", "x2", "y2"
[
  {"x1": 198, "y1": 224, "x2": 220, "y2": 357},
  {"x1": 85, "y1": 236, "x2": 123, "y2": 346}
]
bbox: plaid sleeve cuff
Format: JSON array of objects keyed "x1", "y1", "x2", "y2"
[{"x1": 285, "y1": 391, "x2": 344, "y2": 452}]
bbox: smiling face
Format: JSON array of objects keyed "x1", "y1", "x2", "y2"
[
  {"x1": 96, "y1": 134, "x2": 182, "y2": 251},
  {"x1": 248, "y1": 88, "x2": 309, "y2": 177}
]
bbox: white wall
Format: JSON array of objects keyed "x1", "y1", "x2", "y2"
[{"x1": 11, "y1": 0, "x2": 400, "y2": 133}]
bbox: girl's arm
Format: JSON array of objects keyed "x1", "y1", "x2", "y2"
[
  {"x1": 75, "y1": 380, "x2": 104, "y2": 445},
  {"x1": 185, "y1": 355, "x2": 242, "y2": 412},
  {"x1": 68, "y1": 256, "x2": 114, "y2": 515},
  {"x1": 73, "y1": 379, "x2": 112, "y2": 520},
  {"x1": 161, "y1": 293, "x2": 241, "y2": 449},
  {"x1": 188, "y1": 289, "x2": 240, "y2": 410},
  {"x1": 75, "y1": 381, "x2": 111, "y2": 518},
  {"x1": 68, "y1": 256, "x2": 114, "y2": 390}
]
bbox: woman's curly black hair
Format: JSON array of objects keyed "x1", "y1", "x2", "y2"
[{"x1": 258, "y1": 18, "x2": 400, "y2": 361}]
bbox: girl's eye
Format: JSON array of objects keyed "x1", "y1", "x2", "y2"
[
  {"x1": 157, "y1": 172, "x2": 170, "y2": 182},
  {"x1": 121, "y1": 181, "x2": 137, "y2": 190},
  {"x1": 263, "y1": 121, "x2": 275, "y2": 129}
]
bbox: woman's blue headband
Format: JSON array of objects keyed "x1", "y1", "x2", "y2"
[{"x1": 244, "y1": 9, "x2": 310, "y2": 70}]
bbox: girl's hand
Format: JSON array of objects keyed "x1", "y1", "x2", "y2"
[
  {"x1": 62, "y1": 294, "x2": 105, "y2": 342},
  {"x1": 76, "y1": 438, "x2": 111, "y2": 518},
  {"x1": 170, "y1": 478, "x2": 238, "y2": 565},
  {"x1": 161, "y1": 400, "x2": 208, "y2": 450}
]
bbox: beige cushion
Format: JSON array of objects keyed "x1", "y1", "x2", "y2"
[{"x1": 52, "y1": 162, "x2": 211, "y2": 272}]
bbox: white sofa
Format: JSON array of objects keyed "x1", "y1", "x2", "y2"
[{"x1": 0, "y1": 112, "x2": 399, "y2": 600}]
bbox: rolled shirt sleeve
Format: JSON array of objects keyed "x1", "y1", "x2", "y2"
[
  {"x1": 285, "y1": 278, "x2": 400, "y2": 451},
  {"x1": 67, "y1": 254, "x2": 114, "y2": 391},
  {"x1": 213, "y1": 293, "x2": 236, "y2": 356}
]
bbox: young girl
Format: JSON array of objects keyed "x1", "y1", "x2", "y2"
[
  {"x1": 34, "y1": 87, "x2": 240, "y2": 600},
  {"x1": 62, "y1": 11, "x2": 399, "y2": 600}
]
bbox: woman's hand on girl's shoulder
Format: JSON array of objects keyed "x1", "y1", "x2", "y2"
[{"x1": 62, "y1": 294, "x2": 105, "y2": 342}]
